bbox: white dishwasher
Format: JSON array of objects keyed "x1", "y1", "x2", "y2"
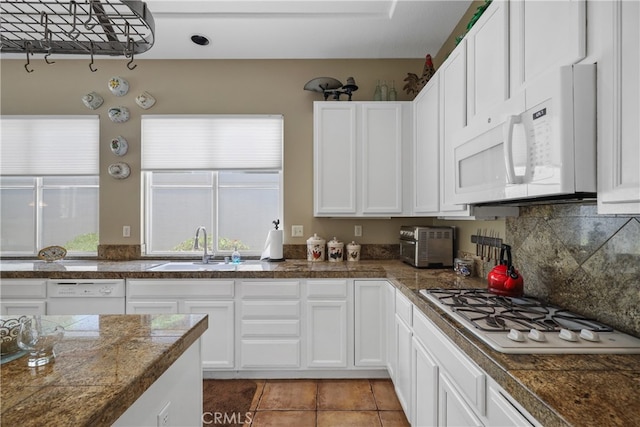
[{"x1": 47, "y1": 279, "x2": 126, "y2": 314}]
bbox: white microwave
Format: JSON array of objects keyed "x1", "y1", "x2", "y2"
[{"x1": 448, "y1": 64, "x2": 596, "y2": 205}]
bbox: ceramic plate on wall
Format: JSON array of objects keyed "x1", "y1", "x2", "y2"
[
  {"x1": 108, "y1": 162, "x2": 131, "y2": 179},
  {"x1": 108, "y1": 107, "x2": 130, "y2": 123},
  {"x1": 108, "y1": 76, "x2": 129, "y2": 96},
  {"x1": 110, "y1": 136, "x2": 128, "y2": 156}
]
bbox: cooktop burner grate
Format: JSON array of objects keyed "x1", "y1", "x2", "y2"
[{"x1": 423, "y1": 288, "x2": 613, "y2": 333}]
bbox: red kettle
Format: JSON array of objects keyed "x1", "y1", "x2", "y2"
[{"x1": 487, "y1": 244, "x2": 524, "y2": 297}]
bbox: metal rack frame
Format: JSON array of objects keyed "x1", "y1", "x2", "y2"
[{"x1": 1, "y1": 0, "x2": 154, "y2": 70}]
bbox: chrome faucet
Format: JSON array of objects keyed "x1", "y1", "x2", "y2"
[{"x1": 194, "y1": 226, "x2": 212, "y2": 264}]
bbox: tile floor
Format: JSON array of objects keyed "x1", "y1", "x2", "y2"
[{"x1": 247, "y1": 379, "x2": 410, "y2": 427}]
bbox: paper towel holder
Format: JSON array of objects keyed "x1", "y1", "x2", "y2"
[{"x1": 261, "y1": 219, "x2": 285, "y2": 262}]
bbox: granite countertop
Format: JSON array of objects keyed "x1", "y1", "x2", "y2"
[
  {"x1": 0, "y1": 313, "x2": 208, "y2": 427},
  {"x1": 2, "y1": 259, "x2": 639, "y2": 426}
]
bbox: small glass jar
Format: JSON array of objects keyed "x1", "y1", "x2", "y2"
[{"x1": 454, "y1": 258, "x2": 475, "y2": 277}]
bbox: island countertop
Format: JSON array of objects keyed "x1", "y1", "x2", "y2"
[
  {"x1": 2, "y1": 259, "x2": 640, "y2": 426},
  {"x1": 0, "y1": 313, "x2": 208, "y2": 427}
]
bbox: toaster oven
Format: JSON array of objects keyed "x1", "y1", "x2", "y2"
[{"x1": 400, "y1": 226, "x2": 454, "y2": 268}]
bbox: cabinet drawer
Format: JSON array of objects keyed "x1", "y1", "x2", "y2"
[
  {"x1": 307, "y1": 280, "x2": 348, "y2": 298},
  {"x1": 0, "y1": 279, "x2": 47, "y2": 298},
  {"x1": 413, "y1": 308, "x2": 486, "y2": 415},
  {"x1": 240, "y1": 339, "x2": 300, "y2": 368},
  {"x1": 241, "y1": 319, "x2": 300, "y2": 337},
  {"x1": 240, "y1": 281, "x2": 300, "y2": 299},
  {"x1": 241, "y1": 301, "x2": 300, "y2": 319},
  {"x1": 395, "y1": 289, "x2": 412, "y2": 326},
  {"x1": 126, "y1": 279, "x2": 234, "y2": 298}
]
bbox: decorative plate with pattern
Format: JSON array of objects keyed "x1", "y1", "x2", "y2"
[{"x1": 37, "y1": 246, "x2": 67, "y2": 262}]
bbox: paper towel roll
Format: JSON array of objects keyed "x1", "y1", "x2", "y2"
[{"x1": 261, "y1": 229, "x2": 283, "y2": 261}]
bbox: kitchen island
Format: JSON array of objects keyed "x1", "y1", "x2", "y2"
[
  {"x1": 2, "y1": 259, "x2": 640, "y2": 426},
  {"x1": 0, "y1": 313, "x2": 207, "y2": 427}
]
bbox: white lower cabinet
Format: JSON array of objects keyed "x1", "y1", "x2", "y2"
[
  {"x1": 394, "y1": 290, "x2": 413, "y2": 419},
  {"x1": 354, "y1": 280, "x2": 387, "y2": 367},
  {"x1": 0, "y1": 279, "x2": 47, "y2": 315},
  {"x1": 409, "y1": 300, "x2": 538, "y2": 427},
  {"x1": 239, "y1": 280, "x2": 301, "y2": 369},
  {"x1": 439, "y1": 372, "x2": 483, "y2": 427},
  {"x1": 126, "y1": 279, "x2": 235, "y2": 370},
  {"x1": 412, "y1": 336, "x2": 438, "y2": 427}
]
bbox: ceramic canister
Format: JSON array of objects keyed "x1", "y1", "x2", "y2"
[
  {"x1": 327, "y1": 237, "x2": 344, "y2": 262},
  {"x1": 347, "y1": 241, "x2": 361, "y2": 262},
  {"x1": 306, "y1": 233, "x2": 326, "y2": 262}
]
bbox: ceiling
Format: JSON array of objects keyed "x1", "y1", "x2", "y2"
[{"x1": 137, "y1": 0, "x2": 473, "y2": 60}]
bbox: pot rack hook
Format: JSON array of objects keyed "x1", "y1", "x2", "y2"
[
  {"x1": 123, "y1": 23, "x2": 137, "y2": 70},
  {"x1": 89, "y1": 41, "x2": 98, "y2": 72},
  {"x1": 126, "y1": 46, "x2": 137, "y2": 70},
  {"x1": 84, "y1": 0, "x2": 97, "y2": 30},
  {"x1": 40, "y1": 12, "x2": 55, "y2": 64},
  {"x1": 24, "y1": 41, "x2": 34, "y2": 73},
  {"x1": 66, "y1": 0, "x2": 81, "y2": 40}
]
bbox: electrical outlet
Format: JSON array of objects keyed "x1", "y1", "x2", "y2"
[
  {"x1": 354, "y1": 225, "x2": 362, "y2": 237},
  {"x1": 291, "y1": 225, "x2": 304, "y2": 237},
  {"x1": 122, "y1": 225, "x2": 131, "y2": 238},
  {"x1": 157, "y1": 401, "x2": 170, "y2": 427}
]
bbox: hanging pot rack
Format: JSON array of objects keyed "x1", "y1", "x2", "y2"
[{"x1": 0, "y1": 0, "x2": 155, "y2": 72}]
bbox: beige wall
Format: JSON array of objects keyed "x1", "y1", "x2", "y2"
[
  {"x1": 434, "y1": 0, "x2": 486, "y2": 69},
  {"x1": 1, "y1": 57, "x2": 444, "y2": 248}
]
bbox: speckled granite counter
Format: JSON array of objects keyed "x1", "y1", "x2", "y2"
[
  {"x1": 2, "y1": 259, "x2": 639, "y2": 427},
  {"x1": 0, "y1": 313, "x2": 207, "y2": 427}
]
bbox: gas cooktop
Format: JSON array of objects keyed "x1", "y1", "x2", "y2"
[{"x1": 419, "y1": 288, "x2": 640, "y2": 354}]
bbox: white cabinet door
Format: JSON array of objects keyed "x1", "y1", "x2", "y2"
[
  {"x1": 126, "y1": 301, "x2": 179, "y2": 314},
  {"x1": 510, "y1": 0, "x2": 586, "y2": 94},
  {"x1": 1, "y1": 301, "x2": 46, "y2": 315},
  {"x1": 439, "y1": 373, "x2": 483, "y2": 427},
  {"x1": 413, "y1": 74, "x2": 441, "y2": 215},
  {"x1": 385, "y1": 282, "x2": 397, "y2": 381},
  {"x1": 354, "y1": 280, "x2": 386, "y2": 367},
  {"x1": 314, "y1": 102, "x2": 357, "y2": 215},
  {"x1": 314, "y1": 102, "x2": 411, "y2": 216},
  {"x1": 183, "y1": 300, "x2": 234, "y2": 369},
  {"x1": 360, "y1": 103, "x2": 404, "y2": 214},
  {"x1": 306, "y1": 300, "x2": 348, "y2": 368},
  {"x1": 597, "y1": 0, "x2": 640, "y2": 214},
  {"x1": 412, "y1": 336, "x2": 439, "y2": 427},
  {"x1": 440, "y1": 40, "x2": 472, "y2": 215},
  {"x1": 486, "y1": 381, "x2": 536, "y2": 427},
  {"x1": 466, "y1": 0, "x2": 509, "y2": 125},
  {"x1": 394, "y1": 314, "x2": 413, "y2": 419}
]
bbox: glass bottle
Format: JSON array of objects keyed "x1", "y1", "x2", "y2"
[
  {"x1": 373, "y1": 80, "x2": 382, "y2": 101},
  {"x1": 380, "y1": 80, "x2": 388, "y2": 101},
  {"x1": 389, "y1": 80, "x2": 397, "y2": 101}
]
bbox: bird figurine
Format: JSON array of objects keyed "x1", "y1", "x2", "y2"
[{"x1": 403, "y1": 54, "x2": 435, "y2": 96}]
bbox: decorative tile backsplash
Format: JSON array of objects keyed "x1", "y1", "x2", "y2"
[{"x1": 505, "y1": 202, "x2": 640, "y2": 337}]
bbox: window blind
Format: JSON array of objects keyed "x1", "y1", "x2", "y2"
[
  {"x1": 0, "y1": 116, "x2": 99, "y2": 175},
  {"x1": 141, "y1": 115, "x2": 283, "y2": 170}
]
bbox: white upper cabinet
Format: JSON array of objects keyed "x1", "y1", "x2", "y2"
[
  {"x1": 595, "y1": 0, "x2": 640, "y2": 214},
  {"x1": 314, "y1": 101, "x2": 412, "y2": 217},
  {"x1": 509, "y1": 0, "x2": 586, "y2": 95},
  {"x1": 466, "y1": 0, "x2": 510, "y2": 126},
  {"x1": 439, "y1": 39, "x2": 473, "y2": 215},
  {"x1": 413, "y1": 74, "x2": 441, "y2": 215},
  {"x1": 314, "y1": 103, "x2": 357, "y2": 215}
]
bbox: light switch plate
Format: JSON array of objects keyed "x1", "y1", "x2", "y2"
[{"x1": 291, "y1": 225, "x2": 304, "y2": 237}]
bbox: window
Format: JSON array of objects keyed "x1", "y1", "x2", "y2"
[
  {"x1": 141, "y1": 115, "x2": 283, "y2": 256},
  {"x1": 0, "y1": 116, "x2": 100, "y2": 256}
]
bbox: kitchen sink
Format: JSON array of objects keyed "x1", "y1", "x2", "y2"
[{"x1": 147, "y1": 260, "x2": 268, "y2": 272}]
